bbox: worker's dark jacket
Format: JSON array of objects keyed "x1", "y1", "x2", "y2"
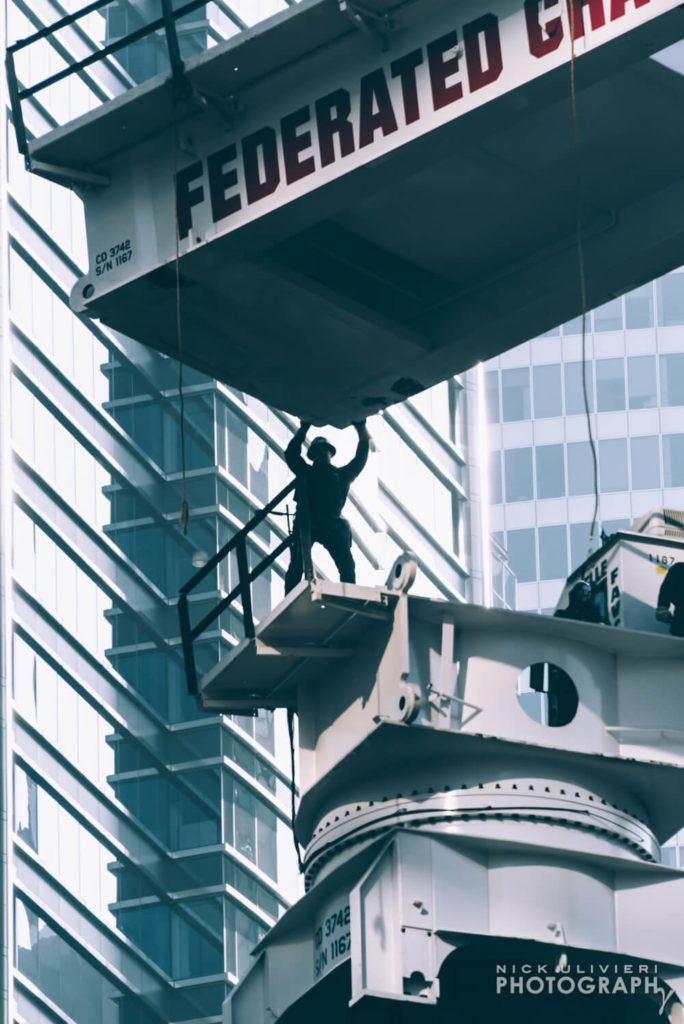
[
  {"x1": 554, "y1": 602, "x2": 603, "y2": 624},
  {"x1": 658, "y1": 561, "x2": 684, "y2": 636},
  {"x1": 285, "y1": 435, "x2": 369, "y2": 526}
]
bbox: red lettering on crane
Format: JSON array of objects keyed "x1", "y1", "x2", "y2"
[
  {"x1": 207, "y1": 144, "x2": 241, "y2": 224},
  {"x1": 281, "y1": 106, "x2": 316, "y2": 184},
  {"x1": 427, "y1": 31, "x2": 464, "y2": 110},
  {"x1": 568, "y1": 0, "x2": 607, "y2": 39},
  {"x1": 463, "y1": 14, "x2": 504, "y2": 92},
  {"x1": 525, "y1": 0, "x2": 564, "y2": 57},
  {"x1": 358, "y1": 68, "x2": 399, "y2": 147},
  {"x1": 610, "y1": 0, "x2": 650, "y2": 20},
  {"x1": 315, "y1": 89, "x2": 355, "y2": 168},
  {"x1": 243, "y1": 127, "x2": 280, "y2": 204},
  {"x1": 173, "y1": 0, "x2": 662, "y2": 240},
  {"x1": 390, "y1": 49, "x2": 424, "y2": 125}
]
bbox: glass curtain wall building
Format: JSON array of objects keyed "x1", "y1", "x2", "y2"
[
  {"x1": 1, "y1": 4, "x2": 480, "y2": 1022},
  {"x1": 485, "y1": 272, "x2": 684, "y2": 867},
  {"x1": 485, "y1": 271, "x2": 684, "y2": 615}
]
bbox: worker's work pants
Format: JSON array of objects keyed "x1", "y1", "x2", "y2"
[{"x1": 285, "y1": 517, "x2": 355, "y2": 593}]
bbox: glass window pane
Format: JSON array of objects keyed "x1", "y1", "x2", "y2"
[
  {"x1": 567, "y1": 441, "x2": 595, "y2": 495},
  {"x1": 596, "y1": 358, "x2": 625, "y2": 412},
  {"x1": 657, "y1": 274, "x2": 684, "y2": 326},
  {"x1": 563, "y1": 315, "x2": 587, "y2": 335},
  {"x1": 256, "y1": 801, "x2": 277, "y2": 880},
  {"x1": 630, "y1": 436, "x2": 661, "y2": 490},
  {"x1": 490, "y1": 451, "x2": 502, "y2": 504},
  {"x1": 532, "y1": 364, "x2": 562, "y2": 418},
  {"x1": 601, "y1": 518, "x2": 630, "y2": 537},
  {"x1": 504, "y1": 448, "x2": 534, "y2": 502},
  {"x1": 660, "y1": 354, "x2": 684, "y2": 406},
  {"x1": 664, "y1": 434, "x2": 684, "y2": 487},
  {"x1": 625, "y1": 284, "x2": 653, "y2": 328},
  {"x1": 662, "y1": 845, "x2": 678, "y2": 867},
  {"x1": 14, "y1": 767, "x2": 37, "y2": 849},
  {"x1": 253, "y1": 710, "x2": 275, "y2": 755},
  {"x1": 535, "y1": 445, "x2": 565, "y2": 499},
  {"x1": 171, "y1": 899, "x2": 223, "y2": 980},
  {"x1": 506, "y1": 528, "x2": 536, "y2": 583},
  {"x1": 15, "y1": 899, "x2": 124, "y2": 1024},
  {"x1": 501, "y1": 368, "x2": 531, "y2": 422},
  {"x1": 599, "y1": 438, "x2": 628, "y2": 492},
  {"x1": 485, "y1": 370, "x2": 500, "y2": 423},
  {"x1": 627, "y1": 356, "x2": 657, "y2": 409},
  {"x1": 235, "y1": 907, "x2": 263, "y2": 979},
  {"x1": 570, "y1": 522, "x2": 599, "y2": 570},
  {"x1": 234, "y1": 782, "x2": 256, "y2": 861},
  {"x1": 538, "y1": 525, "x2": 568, "y2": 580},
  {"x1": 564, "y1": 362, "x2": 594, "y2": 415},
  {"x1": 593, "y1": 298, "x2": 623, "y2": 332}
]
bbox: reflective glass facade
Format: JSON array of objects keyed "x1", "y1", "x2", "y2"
[
  {"x1": 486, "y1": 271, "x2": 684, "y2": 616},
  {"x1": 486, "y1": 274, "x2": 684, "y2": 863},
  {"x1": 2, "y1": 4, "x2": 483, "y2": 1021}
]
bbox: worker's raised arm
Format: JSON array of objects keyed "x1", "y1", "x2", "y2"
[
  {"x1": 285, "y1": 421, "x2": 311, "y2": 475},
  {"x1": 341, "y1": 421, "x2": 370, "y2": 481}
]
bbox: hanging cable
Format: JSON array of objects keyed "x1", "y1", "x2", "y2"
[
  {"x1": 287, "y1": 708, "x2": 304, "y2": 874},
  {"x1": 568, "y1": 1, "x2": 600, "y2": 554},
  {"x1": 173, "y1": 138, "x2": 189, "y2": 535}
]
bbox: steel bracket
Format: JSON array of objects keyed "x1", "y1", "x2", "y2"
[{"x1": 338, "y1": 0, "x2": 395, "y2": 49}]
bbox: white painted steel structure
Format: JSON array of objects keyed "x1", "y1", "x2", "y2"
[
  {"x1": 18, "y1": 0, "x2": 684, "y2": 424},
  {"x1": 195, "y1": 572, "x2": 684, "y2": 1023}
]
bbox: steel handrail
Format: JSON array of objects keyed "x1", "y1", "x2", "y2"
[
  {"x1": 6, "y1": 0, "x2": 208, "y2": 158},
  {"x1": 178, "y1": 479, "x2": 297, "y2": 696}
]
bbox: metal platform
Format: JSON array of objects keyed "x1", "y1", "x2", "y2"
[
  {"x1": 196, "y1": 581, "x2": 684, "y2": 844},
  {"x1": 198, "y1": 578, "x2": 684, "y2": 711},
  {"x1": 14, "y1": 0, "x2": 684, "y2": 423},
  {"x1": 198, "y1": 579, "x2": 398, "y2": 711}
]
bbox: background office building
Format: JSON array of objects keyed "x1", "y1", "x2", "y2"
[
  {"x1": 485, "y1": 273, "x2": 684, "y2": 614},
  {"x1": 2, "y1": 3, "x2": 484, "y2": 1022}
]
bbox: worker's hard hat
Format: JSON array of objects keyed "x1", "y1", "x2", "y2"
[
  {"x1": 570, "y1": 580, "x2": 591, "y2": 602},
  {"x1": 308, "y1": 436, "x2": 336, "y2": 457}
]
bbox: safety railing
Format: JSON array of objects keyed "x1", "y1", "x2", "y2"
[
  {"x1": 178, "y1": 478, "x2": 313, "y2": 697},
  {"x1": 6, "y1": 0, "x2": 216, "y2": 160}
]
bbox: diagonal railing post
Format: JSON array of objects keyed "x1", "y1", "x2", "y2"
[
  {"x1": 5, "y1": 51, "x2": 28, "y2": 160},
  {"x1": 236, "y1": 537, "x2": 255, "y2": 639},
  {"x1": 161, "y1": 0, "x2": 191, "y2": 99},
  {"x1": 178, "y1": 479, "x2": 295, "y2": 694}
]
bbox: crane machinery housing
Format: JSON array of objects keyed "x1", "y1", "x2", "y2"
[{"x1": 8, "y1": 1, "x2": 684, "y2": 1021}]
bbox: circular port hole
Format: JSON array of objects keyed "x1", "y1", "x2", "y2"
[{"x1": 517, "y1": 663, "x2": 578, "y2": 727}]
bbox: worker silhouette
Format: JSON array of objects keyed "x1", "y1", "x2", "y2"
[
  {"x1": 655, "y1": 561, "x2": 684, "y2": 637},
  {"x1": 284, "y1": 420, "x2": 369, "y2": 593},
  {"x1": 554, "y1": 580, "x2": 604, "y2": 623}
]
